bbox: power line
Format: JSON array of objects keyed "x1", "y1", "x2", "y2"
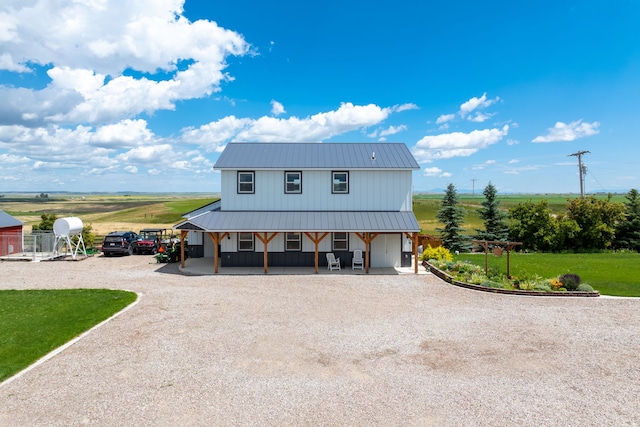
[{"x1": 568, "y1": 151, "x2": 590, "y2": 197}]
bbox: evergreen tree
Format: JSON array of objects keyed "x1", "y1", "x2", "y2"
[
  {"x1": 475, "y1": 182, "x2": 509, "y2": 242},
  {"x1": 436, "y1": 183, "x2": 471, "y2": 252},
  {"x1": 615, "y1": 188, "x2": 640, "y2": 251}
]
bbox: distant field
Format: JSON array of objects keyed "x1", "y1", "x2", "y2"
[
  {"x1": 0, "y1": 194, "x2": 218, "y2": 238},
  {"x1": 1, "y1": 192, "x2": 627, "y2": 238},
  {"x1": 413, "y1": 193, "x2": 625, "y2": 235}
]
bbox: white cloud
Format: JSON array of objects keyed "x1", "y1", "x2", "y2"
[
  {"x1": 436, "y1": 114, "x2": 455, "y2": 124},
  {"x1": 459, "y1": 93, "x2": 499, "y2": 118},
  {"x1": 394, "y1": 103, "x2": 419, "y2": 112},
  {"x1": 368, "y1": 125, "x2": 408, "y2": 139},
  {"x1": 424, "y1": 167, "x2": 452, "y2": 178},
  {"x1": 0, "y1": 0, "x2": 251, "y2": 125},
  {"x1": 532, "y1": 120, "x2": 600, "y2": 143},
  {"x1": 412, "y1": 125, "x2": 509, "y2": 163},
  {"x1": 507, "y1": 138, "x2": 520, "y2": 145},
  {"x1": 468, "y1": 112, "x2": 493, "y2": 123},
  {"x1": 271, "y1": 100, "x2": 286, "y2": 116},
  {"x1": 472, "y1": 160, "x2": 496, "y2": 170},
  {"x1": 182, "y1": 103, "x2": 402, "y2": 148}
]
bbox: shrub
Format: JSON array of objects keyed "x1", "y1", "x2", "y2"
[
  {"x1": 481, "y1": 279, "x2": 505, "y2": 289},
  {"x1": 420, "y1": 245, "x2": 453, "y2": 262},
  {"x1": 576, "y1": 283, "x2": 595, "y2": 292},
  {"x1": 559, "y1": 273, "x2": 581, "y2": 291}
]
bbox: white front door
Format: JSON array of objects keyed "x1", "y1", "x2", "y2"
[{"x1": 370, "y1": 234, "x2": 401, "y2": 267}]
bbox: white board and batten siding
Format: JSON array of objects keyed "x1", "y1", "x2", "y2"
[{"x1": 220, "y1": 170, "x2": 413, "y2": 212}]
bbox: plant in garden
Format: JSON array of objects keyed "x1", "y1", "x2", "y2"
[
  {"x1": 419, "y1": 245, "x2": 453, "y2": 262},
  {"x1": 559, "y1": 273, "x2": 581, "y2": 291},
  {"x1": 436, "y1": 183, "x2": 472, "y2": 253},
  {"x1": 475, "y1": 182, "x2": 509, "y2": 242}
]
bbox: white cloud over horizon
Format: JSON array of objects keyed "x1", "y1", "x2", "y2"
[
  {"x1": 412, "y1": 125, "x2": 509, "y2": 163},
  {"x1": 533, "y1": 120, "x2": 600, "y2": 143}
]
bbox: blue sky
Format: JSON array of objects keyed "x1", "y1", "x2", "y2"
[{"x1": 1, "y1": 0, "x2": 639, "y2": 194}]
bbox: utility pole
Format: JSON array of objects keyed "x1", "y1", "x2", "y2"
[
  {"x1": 471, "y1": 178, "x2": 477, "y2": 196},
  {"x1": 568, "y1": 151, "x2": 590, "y2": 197}
]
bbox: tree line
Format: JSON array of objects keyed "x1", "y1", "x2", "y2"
[{"x1": 436, "y1": 183, "x2": 640, "y2": 253}]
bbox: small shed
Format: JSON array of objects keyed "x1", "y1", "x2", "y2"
[{"x1": 0, "y1": 210, "x2": 23, "y2": 256}]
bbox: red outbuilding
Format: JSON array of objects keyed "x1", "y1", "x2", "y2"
[{"x1": 0, "y1": 210, "x2": 23, "y2": 256}]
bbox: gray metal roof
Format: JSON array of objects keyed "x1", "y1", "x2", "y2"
[
  {"x1": 0, "y1": 210, "x2": 23, "y2": 228},
  {"x1": 182, "y1": 200, "x2": 221, "y2": 219},
  {"x1": 175, "y1": 210, "x2": 420, "y2": 233},
  {"x1": 214, "y1": 143, "x2": 420, "y2": 170}
]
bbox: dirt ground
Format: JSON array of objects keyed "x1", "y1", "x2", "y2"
[{"x1": 1, "y1": 255, "x2": 639, "y2": 426}]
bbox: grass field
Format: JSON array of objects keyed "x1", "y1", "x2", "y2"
[
  {"x1": 454, "y1": 252, "x2": 640, "y2": 297},
  {"x1": 0, "y1": 289, "x2": 137, "y2": 382},
  {"x1": 413, "y1": 193, "x2": 625, "y2": 235},
  {"x1": 0, "y1": 194, "x2": 218, "y2": 238}
]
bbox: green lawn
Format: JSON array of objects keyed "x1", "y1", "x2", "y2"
[
  {"x1": 454, "y1": 252, "x2": 640, "y2": 297},
  {"x1": 0, "y1": 289, "x2": 137, "y2": 382}
]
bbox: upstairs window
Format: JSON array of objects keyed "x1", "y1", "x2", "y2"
[
  {"x1": 285, "y1": 232, "x2": 302, "y2": 251},
  {"x1": 238, "y1": 171, "x2": 255, "y2": 194},
  {"x1": 285, "y1": 171, "x2": 302, "y2": 194},
  {"x1": 332, "y1": 232, "x2": 348, "y2": 251},
  {"x1": 332, "y1": 171, "x2": 349, "y2": 194}
]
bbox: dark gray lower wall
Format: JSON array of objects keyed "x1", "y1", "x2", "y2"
[{"x1": 220, "y1": 250, "x2": 360, "y2": 268}]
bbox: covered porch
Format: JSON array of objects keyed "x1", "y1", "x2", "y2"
[{"x1": 174, "y1": 210, "x2": 422, "y2": 275}]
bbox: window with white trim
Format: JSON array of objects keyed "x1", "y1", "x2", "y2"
[
  {"x1": 238, "y1": 233, "x2": 254, "y2": 251},
  {"x1": 238, "y1": 171, "x2": 255, "y2": 194},
  {"x1": 285, "y1": 171, "x2": 302, "y2": 194},
  {"x1": 285, "y1": 232, "x2": 302, "y2": 251},
  {"x1": 332, "y1": 171, "x2": 348, "y2": 194},
  {"x1": 332, "y1": 232, "x2": 348, "y2": 251}
]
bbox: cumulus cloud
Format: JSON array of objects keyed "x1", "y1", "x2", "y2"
[
  {"x1": 412, "y1": 125, "x2": 509, "y2": 163},
  {"x1": 433, "y1": 93, "x2": 499, "y2": 127},
  {"x1": 423, "y1": 167, "x2": 452, "y2": 178},
  {"x1": 367, "y1": 125, "x2": 407, "y2": 139},
  {"x1": 181, "y1": 102, "x2": 406, "y2": 151},
  {"x1": 532, "y1": 120, "x2": 600, "y2": 143},
  {"x1": 459, "y1": 93, "x2": 499, "y2": 118},
  {"x1": 0, "y1": 0, "x2": 251, "y2": 125},
  {"x1": 271, "y1": 100, "x2": 286, "y2": 116},
  {"x1": 436, "y1": 114, "x2": 455, "y2": 124}
]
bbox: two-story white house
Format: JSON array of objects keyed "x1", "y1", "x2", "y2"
[{"x1": 174, "y1": 142, "x2": 421, "y2": 273}]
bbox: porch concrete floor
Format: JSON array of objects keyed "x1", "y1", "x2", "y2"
[{"x1": 177, "y1": 256, "x2": 426, "y2": 275}]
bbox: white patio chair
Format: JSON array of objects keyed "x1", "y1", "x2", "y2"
[
  {"x1": 352, "y1": 249, "x2": 364, "y2": 270},
  {"x1": 326, "y1": 253, "x2": 341, "y2": 270}
]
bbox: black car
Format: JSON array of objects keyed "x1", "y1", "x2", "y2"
[{"x1": 102, "y1": 231, "x2": 139, "y2": 256}]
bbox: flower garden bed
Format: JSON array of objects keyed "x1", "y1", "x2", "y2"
[{"x1": 423, "y1": 260, "x2": 600, "y2": 297}]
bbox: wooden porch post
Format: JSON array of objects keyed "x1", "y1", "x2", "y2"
[
  {"x1": 355, "y1": 232, "x2": 379, "y2": 274},
  {"x1": 404, "y1": 232, "x2": 420, "y2": 274},
  {"x1": 304, "y1": 232, "x2": 329, "y2": 273},
  {"x1": 180, "y1": 230, "x2": 188, "y2": 269},
  {"x1": 207, "y1": 232, "x2": 228, "y2": 273},
  {"x1": 255, "y1": 232, "x2": 277, "y2": 274}
]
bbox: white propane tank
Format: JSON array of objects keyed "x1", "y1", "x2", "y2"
[{"x1": 53, "y1": 217, "x2": 84, "y2": 236}]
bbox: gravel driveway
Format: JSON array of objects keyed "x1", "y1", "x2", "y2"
[{"x1": 1, "y1": 255, "x2": 639, "y2": 426}]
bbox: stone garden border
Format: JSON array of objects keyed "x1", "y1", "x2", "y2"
[{"x1": 423, "y1": 260, "x2": 600, "y2": 297}]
